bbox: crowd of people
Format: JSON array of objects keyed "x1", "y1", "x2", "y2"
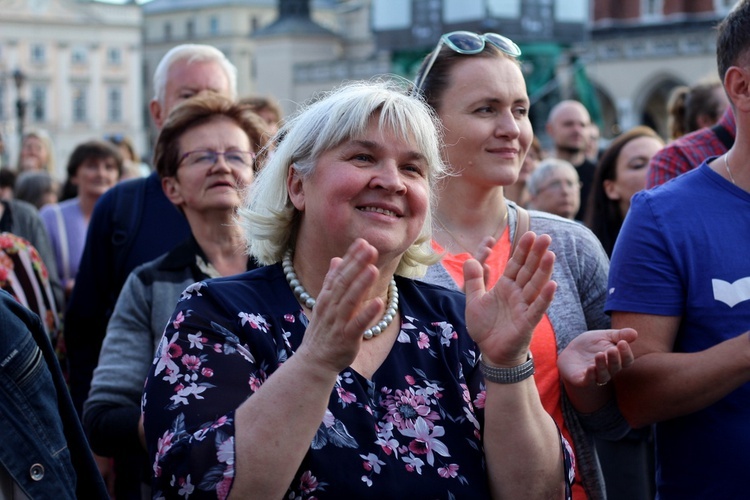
[{"x1": 2, "y1": 1, "x2": 749, "y2": 498}]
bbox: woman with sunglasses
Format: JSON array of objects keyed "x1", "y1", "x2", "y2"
[
  {"x1": 83, "y1": 93, "x2": 266, "y2": 497},
  {"x1": 414, "y1": 31, "x2": 637, "y2": 499}
]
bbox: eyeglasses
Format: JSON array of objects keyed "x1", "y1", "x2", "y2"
[
  {"x1": 178, "y1": 149, "x2": 256, "y2": 170},
  {"x1": 413, "y1": 31, "x2": 522, "y2": 92}
]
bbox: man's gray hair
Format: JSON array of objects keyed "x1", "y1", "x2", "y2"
[{"x1": 152, "y1": 44, "x2": 238, "y2": 103}]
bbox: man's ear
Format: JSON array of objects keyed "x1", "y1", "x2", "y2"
[
  {"x1": 150, "y1": 99, "x2": 165, "y2": 130},
  {"x1": 724, "y1": 65, "x2": 750, "y2": 113},
  {"x1": 162, "y1": 176, "x2": 183, "y2": 206},
  {"x1": 287, "y1": 165, "x2": 305, "y2": 211},
  {"x1": 603, "y1": 179, "x2": 621, "y2": 201}
]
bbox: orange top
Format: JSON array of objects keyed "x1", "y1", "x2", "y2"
[{"x1": 433, "y1": 228, "x2": 584, "y2": 499}]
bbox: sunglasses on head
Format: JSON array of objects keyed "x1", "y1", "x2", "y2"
[{"x1": 413, "y1": 31, "x2": 522, "y2": 92}]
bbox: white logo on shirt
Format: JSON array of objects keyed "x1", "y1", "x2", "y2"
[{"x1": 712, "y1": 277, "x2": 750, "y2": 308}]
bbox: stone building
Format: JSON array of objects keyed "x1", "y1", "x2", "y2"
[{"x1": 0, "y1": 0, "x2": 143, "y2": 178}]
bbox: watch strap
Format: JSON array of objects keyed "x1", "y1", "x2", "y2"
[{"x1": 479, "y1": 352, "x2": 535, "y2": 384}]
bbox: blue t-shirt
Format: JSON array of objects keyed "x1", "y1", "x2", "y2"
[{"x1": 606, "y1": 161, "x2": 750, "y2": 499}]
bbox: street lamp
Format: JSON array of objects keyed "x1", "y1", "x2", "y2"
[{"x1": 12, "y1": 68, "x2": 27, "y2": 147}]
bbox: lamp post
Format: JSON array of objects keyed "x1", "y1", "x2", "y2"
[{"x1": 12, "y1": 68, "x2": 27, "y2": 149}]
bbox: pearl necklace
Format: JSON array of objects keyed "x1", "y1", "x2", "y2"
[{"x1": 282, "y1": 249, "x2": 399, "y2": 340}]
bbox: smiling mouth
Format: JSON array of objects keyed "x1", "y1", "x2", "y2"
[{"x1": 358, "y1": 206, "x2": 400, "y2": 217}]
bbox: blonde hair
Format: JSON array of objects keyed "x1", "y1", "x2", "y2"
[{"x1": 238, "y1": 78, "x2": 447, "y2": 278}]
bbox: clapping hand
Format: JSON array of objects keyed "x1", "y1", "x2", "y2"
[
  {"x1": 557, "y1": 328, "x2": 638, "y2": 388},
  {"x1": 463, "y1": 232, "x2": 557, "y2": 367}
]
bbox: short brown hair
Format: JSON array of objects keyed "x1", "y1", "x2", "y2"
[{"x1": 153, "y1": 93, "x2": 268, "y2": 179}]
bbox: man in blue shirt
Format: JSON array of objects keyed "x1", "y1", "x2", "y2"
[{"x1": 607, "y1": 2, "x2": 750, "y2": 498}]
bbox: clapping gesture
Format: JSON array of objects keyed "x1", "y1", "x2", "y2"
[{"x1": 463, "y1": 232, "x2": 557, "y2": 367}]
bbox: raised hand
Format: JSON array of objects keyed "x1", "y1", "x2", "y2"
[
  {"x1": 463, "y1": 232, "x2": 556, "y2": 367},
  {"x1": 296, "y1": 239, "x2": 385, "y2": 374}
]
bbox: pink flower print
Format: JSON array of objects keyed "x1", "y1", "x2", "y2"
[
  {"x1": 336, "y1": 386, "x2": 357, "y2": 405},
  {"x1": 238, "y1": 312, "x2": 269, "y2": 332},
  {"x1": 382, "y1": 389, "x2": 440, "y2": 431},
  {"x1": 201, "y1": 367, "x2": 214, "y2": 378},
  {"x1": 299, "y1": 470, "x2": 319, "y2": 494},
  {"x1": 400, "y1": 417, "x2": 450, "y2": 466},
  {"x1": 284, "y1": 313, "x2": 295, "y2": 323},
  {"x1": 177, "y1": 475, "x2": 194, "y2": 496},
  {"x1": 168, "y1": 343, "x2": 183, "y2": 359},
  {"x1": 172, "y1": 311, "x2": 185, "y2": 330},
  {"x1": 473, "y1": 390, "x2": 486, "y2": 409},
  {"x1": 438, "y1": 464, "x2": 460, "y2": 478},
  {"x1": 214, "y1": 343, "x2": 222, "y2": 353},
  {"x1": 187, "y1": 332, "x2": 207, "y2": 350},
  {"x1": 181, "y1": 354, "x2": 201, "y2": 371},
  {"x1": 405, "y1": 375, "x2": 416, "y2": 385},
  {"x1": 155, "y1": 334, "x2": 183, "y2": 377},
  {"x1": 217, "y1": 437, "x2": 235, "y2": 465},
  {"x1": 417, "y1": 332, "x2": 430, "y2": 349},
  {"x1": 216, "y1": 476, "x2": 233, "y2": 500},
  {"x1": 402, "y1": 454, "x2": 425, "y2": 474},
  {"x1": 248, "y1": 374, "x2": 262, "y2": 392},
  {"x1": 154, "y1": 429, "x2": 175, "y2": 476},
  {"x1": 360, "y1": 453, "x2": 385, "y2": 474}
]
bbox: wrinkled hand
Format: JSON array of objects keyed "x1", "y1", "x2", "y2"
[
  {"x1": 296, "y1": 239, "x2": 384, "y2": 374},
  {"x1": 557, "y1": 328, "x2": 638, "y2": 387},
  {"x1": 464, "y1": 232, "x2": 556, "y2": 366}
]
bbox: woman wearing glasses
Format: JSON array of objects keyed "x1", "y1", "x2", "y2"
[
  {"x1": 83, "y1": 93, "x2": 266, "y2": 496},
  {"x1": 414, "y1": 31, "x2": 636, "y2": 499}
]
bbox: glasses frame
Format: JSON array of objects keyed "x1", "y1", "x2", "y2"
[
  {"x1": 413, "y1": 31, "x2": 522, "y2": 93},
  {"x1": 177, "y1": 149, "x2": 256, "y2": 170}
]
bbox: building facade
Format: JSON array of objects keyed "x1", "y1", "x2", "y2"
[
  {"x1": 586, "y1": 0, "x2": 737, "y2": 139},
  {"x1": 0, "y1": 0, "x2": 143, "y2": 179}
]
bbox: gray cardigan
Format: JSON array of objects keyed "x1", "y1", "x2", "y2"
[{"x1": 422, "y1": 202, "x2": 628, "y2": 500}]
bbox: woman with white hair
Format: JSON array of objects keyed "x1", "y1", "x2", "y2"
[{"x1": 142, "y1": 79, "x2": 575, "y2": 498}]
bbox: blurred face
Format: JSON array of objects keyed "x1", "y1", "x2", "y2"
[
  {"x1": 604, "y1": 135, "x2": 664, "y2": 216},
  {"x1": 436, "y1": 56, "x2": 532, "y2": 188},
  {"x1": 151, "y1": 59, "x2": 232, "y2": 129},
  {"x1": 72, "y1": 156, "x2": 120, "y2": 200},
  {"x1": 20, "y1": 136, "x2": 49, "y2": 171},
  {"x1": 163, "y1": 117, "x2": 253, "y2": 217},
  {"x1": 288, "y1": 115, "x2": 430, "y2": 264},
  {"x1": 531, "y1": 167, "x2": 581, "y2": 219},
  {"x1": 547, "y1": 103, "x2": 591, "y2": 154},
  {"x1": 519, "y1": 143, "x2": 541, "y2": 184}
]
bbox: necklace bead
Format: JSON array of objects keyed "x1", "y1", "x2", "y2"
[{"x1": 282, "y1": 249, "x2": 399, "y2": 339}]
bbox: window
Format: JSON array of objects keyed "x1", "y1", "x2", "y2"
[
  {"x1": 31, "y1": 85, "x2": 46, "y2": 122},
  {"x1": 108, "y1": 87, "x2": 122, "y2": 123},
  {"x1": 164, "y1": 22, "x2": 172, "y2": 41},
  {"x1": 209, "y1": 16, "x2": 219, "y2": 35},
  {"x1": 642, "y1": 0, "x2": 663, "y2": 18},
  {"x1": 187, "y1": 19, "x2": 195, "y2": 38},
  {"x1": 72, "y1": 85, "x2": 87, "y2": 123},
  {"x1": 31, "y1": 44, "x2": 46, "y2": 64},
  {"x1": 250, "y1": 15, "x2": 259, "y2": 33},
  {"x1": 107, "y1": 47, "x2": 122, "y2": 66},
  {"x1": 72, "y1": 46, "x2": 88, "y2": 65}
]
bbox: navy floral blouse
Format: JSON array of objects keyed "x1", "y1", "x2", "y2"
[{"x1": 142, "y1": 264, "x2": 574, "y2": 499}]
